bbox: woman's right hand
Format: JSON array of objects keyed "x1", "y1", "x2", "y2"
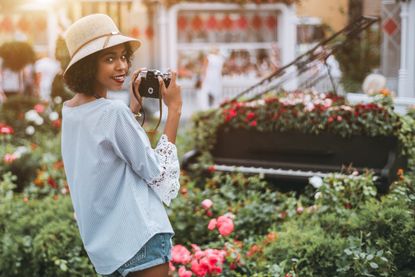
[{"x1": 160, "y1": 71, "x2": 182, "y2": 112}]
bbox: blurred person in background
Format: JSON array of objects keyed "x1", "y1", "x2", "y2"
[
  {"x1": 0, "y1": 59, "x2": 34, "y2": 102},
  {"x1": 34, "y1": 51, "x2": 61, "y2": 102},
  {"x1": 199, "y1": 45, "x2": 224, "y2": 109}
]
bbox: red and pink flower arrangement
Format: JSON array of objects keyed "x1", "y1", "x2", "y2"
[{"x1": 220, "y1": 90, "x2": 399, "y2": 138}]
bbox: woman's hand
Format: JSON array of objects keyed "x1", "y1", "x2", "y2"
[
  {"x1": 129, "y1": 68, "x2": 145, "y2": 113},
  {"x1": 159, "y1": 70, "x2": 182, "y2": 112}
]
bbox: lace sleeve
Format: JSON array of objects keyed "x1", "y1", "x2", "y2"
[{"x1": 148, "y1": 134, "x2": 180, "y2": 206}]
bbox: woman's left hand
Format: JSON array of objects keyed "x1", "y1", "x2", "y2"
[{"x1": 129, "y1": 68, "x2": 145, "y2": 113}]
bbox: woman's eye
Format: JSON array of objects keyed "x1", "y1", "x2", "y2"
[
  {"x1": 106, "y1": 57, "x2": 114, "y2": 63},
  {"x1": 121, "y1": 55, "x2": 127, "y2": 61}
]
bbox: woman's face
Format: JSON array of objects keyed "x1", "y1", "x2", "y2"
[{"x1": 95, "y1": 44, "x2": 129, "y2": 92}]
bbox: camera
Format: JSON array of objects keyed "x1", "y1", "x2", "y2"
[{"x1": 137, "y1": 70, "x2": 171, "y2": 99}]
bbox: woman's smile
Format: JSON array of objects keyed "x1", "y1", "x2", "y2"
[{"x1": 112, "y1": 74, "x2": 126, "y2": 84}]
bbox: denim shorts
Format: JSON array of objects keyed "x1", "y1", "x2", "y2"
[{"x1": 102, "y1": 233, "x2": 173, "y2": 277}]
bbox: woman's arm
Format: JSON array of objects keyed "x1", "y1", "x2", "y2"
[{"x1": 160, "y1": 71, "x2": 182, "y2": 144}]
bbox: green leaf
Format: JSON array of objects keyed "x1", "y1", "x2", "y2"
[{"x1": 369, "y1": 262, "x2": 378, "y2": 269}]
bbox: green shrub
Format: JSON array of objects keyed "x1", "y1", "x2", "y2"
[
  {"x1": 0, "y1": 183, "x2": 96, "y2": 277},
  {"x1": 315, "y1": 172, "x2": 378, "y2": 213},
  {"x1": 168, "y1": 173, "x2": 285, "y2": 245}
]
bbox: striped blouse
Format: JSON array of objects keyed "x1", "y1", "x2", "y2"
[{"x1": 61, "y1": 98, "x2": 180, "y2": 275}]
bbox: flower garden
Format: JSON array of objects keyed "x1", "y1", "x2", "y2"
[{"x1": 1, "y1": 90, "x2": 415, "y2": 277}]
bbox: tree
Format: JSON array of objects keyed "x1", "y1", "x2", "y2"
[{"x1": 334, "y1": 0, "x2": 380, "y2": 92}]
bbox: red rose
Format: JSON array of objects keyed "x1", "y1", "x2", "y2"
[
  {"x1": 47, "y1": 177, "x2": 58, "y2": 189},
  {"x1": 246, "y1": 111, "x2": 255, "y2": 120},
  {"x1": 0, "y1": 124, "x2": 14, "y2": 135}
]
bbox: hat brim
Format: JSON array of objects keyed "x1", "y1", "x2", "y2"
[{"x1": 63, "y1": 35, "x2": 141, "y2": 76}]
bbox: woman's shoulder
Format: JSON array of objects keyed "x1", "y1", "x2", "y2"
[
  {"x1": 105, "y1": 99, "x2": 130, "y2": 113},
  {"x1": 100, "y1": 100, "x2": 133, "y2": 123}
]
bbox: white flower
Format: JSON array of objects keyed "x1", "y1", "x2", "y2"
[
  {"x1": 25, "y1": 125, "x2": 35, "y2": 135},
  {"x1": 257, "y1": 99, "x2": 265, "y2": 106},
  {"x1": 49, "y1": 111, "x2": 59, "y2": 121},
  {"x1": 34, "y1": 117, "x2": 44, "y2": 126},
  {"x1": 224, "y1": 212, "x2": 236, "y2": 219},
  {"x1": 323, "y1": 98, "x2": 333, "y2": 108},
  {"x1": 309, "y1": 176, "x2": 323, "y2": 189},
  {"x1": 314, "y1": 192, "x2": 322, "y2": 199},
  {"x1": 54, "y1": 96, "x2": 62, "y2": 104},
  {"x1": 305, "y1": 103, "x2": 315, "y2": 112},
  {"x1": 13, "y1": 146, "x2": 28, "y2": 158},
  {"x1": 25, "y1": 110, "x2": 39, "y2": 122}
]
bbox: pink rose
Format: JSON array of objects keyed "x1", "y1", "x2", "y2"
[
  {"x1": 208, "y1": 219, "x2": 217, "y2": 230},
  {"x1": 169, "y1": 262, "x2": 176, "y2": 272},
  {"x1": 194, "y1": 249, "x2": 205, "y2": 260},
  {"x1": 191, "y1": 244, "x2": 201, "y2": 252},
  {"x1": 171, "y1": 245, "x2": 192, "y2": 264},
  {"x1": 178, "y1": 266, "x2": 193, "y2": 277},
  {"x1": 191, "y1": 259, "x2": 209, "y2": 277},
  {"x1": 296, "y1": 206, "x2": 304, "y2": 214},
  {"x1": 201, "y1": 199, "x2": 213, "y2": 210},
  {"x1": 229, "y1": 109, "x2": 237, "y2": 118},
  {"x1": 216, "y1": 215, "x2": 234, "y2": 236},
  {"x1": 4, "y1": 153, "x2": 17, "y2": 164},
  {"x1": 34, "y1": 104, "x2": 45, "y2": 113}
]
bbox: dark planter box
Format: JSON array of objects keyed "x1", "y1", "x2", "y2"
[{"x1": 211, "y1": 128, "x2": 407, "y2": 191}]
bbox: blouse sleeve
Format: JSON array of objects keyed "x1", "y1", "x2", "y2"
[
  {"x1": 104, "y1": 102, "x2": 180, "y2": 206},
  {"x1": 148, "y1": 134, "x2": 180, "y2": 206}
]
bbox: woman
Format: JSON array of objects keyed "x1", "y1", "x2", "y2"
[{"x1": 61, "y1": 14, "x2": 182, "y2": 277}]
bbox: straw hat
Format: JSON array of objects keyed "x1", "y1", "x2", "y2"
[{"x1": 63, "y1": 13, "x2": 141, "y2": 76}]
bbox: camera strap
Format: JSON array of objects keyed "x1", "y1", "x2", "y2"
[
  {"x1": 147, "y1": 95, "x2": 163, "y2": 135},
  {"x1": 132, "y1": 88, "x2": 162, "y2": 135}
]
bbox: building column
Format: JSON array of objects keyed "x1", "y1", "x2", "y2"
[
  {"x1": 398, "y1": 0, "x2": 410, "y2": 96},
  {"x1": 407, "y1": 0, "x2": 415, "y2": 97},
  {"x1": 157, "y1": 3, "x2": 168, "y2": 71},
  {"x1": 281, "y1": 4, "x2": 297, "y2": 91},
  {"x1": 47, "y1": 8, "x2": 58, "y2": 58}
]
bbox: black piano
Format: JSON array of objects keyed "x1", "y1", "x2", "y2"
[{"x1": 208, "y1": 127, "x2": 407, "y2": 192}]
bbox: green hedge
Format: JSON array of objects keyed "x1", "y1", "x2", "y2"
[{"x1": 0, "y1": 175, "x2": 96, "y2": 277}]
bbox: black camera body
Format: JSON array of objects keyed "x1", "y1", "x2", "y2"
[{"x1": 137, "y1": 70, "x2": 171, "y2": 99}]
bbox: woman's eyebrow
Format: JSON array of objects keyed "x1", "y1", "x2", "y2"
[{"x1": 100, "y1": 50, "x2": 127, "y2": 57}]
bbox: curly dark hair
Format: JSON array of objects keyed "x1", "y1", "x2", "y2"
[{"x1": 63, "y1": 43, "x2": 133, "y2": 96}]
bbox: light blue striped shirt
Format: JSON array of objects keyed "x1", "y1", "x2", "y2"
[{"x1": 61, "y1": 98, "x2": 180, "y2": 275}]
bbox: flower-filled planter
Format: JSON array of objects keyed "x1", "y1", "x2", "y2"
[{"x1": 188, "y1": 90, "x2": 415, "y2": 190}]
